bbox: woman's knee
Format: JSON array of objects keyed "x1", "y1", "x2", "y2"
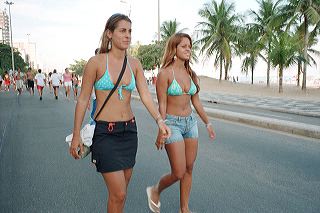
[
  {"x1": 172, "y1": 168, "x2": 186, "y2": 180},
  {"x1": 110, "y1": 191, "x2": 127, "y2": 203},
  {"x1": 186, "y1": 163, "x2": 194, "y2": 174}
]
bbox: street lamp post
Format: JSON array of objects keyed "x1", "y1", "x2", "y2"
[
  {"x1": 5, "y1": 1, "x2": 15, "y2": 72},
  {"x1": 26, "y1": 33, "x2": 31, "y2": 67},
  {"x1": 157, "y1": 0, "x2": 160, "y2": 42}
]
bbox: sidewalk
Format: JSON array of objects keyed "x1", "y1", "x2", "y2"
[{"x1": 133, "y1": 84, "x2": 320, "y2": 139}]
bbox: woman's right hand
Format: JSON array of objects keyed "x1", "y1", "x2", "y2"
[
  {"x1": 158, "y1": 121, "x2": 171, "y2": 139},
  {"x1": 155, "y1": 121, "x2": 171, "y2": 150},
  {"x1": 70, "y1": 135, "x2": 83, "y2": 159}
]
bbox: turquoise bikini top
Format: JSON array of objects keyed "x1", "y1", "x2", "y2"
[
  {"x1": 94, "y1": 54, "x2": 136, "y2": 100},
  {"x1": 167, "y1": 68, "x2": 197, "y2": 96}
]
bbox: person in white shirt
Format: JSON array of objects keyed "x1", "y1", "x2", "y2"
[
  {"x1": 34, "y1": 69, "x2": 46, "y2": 100},
  {"x1": 50, "y1": 69, "x2": 62, "y2": 100}
]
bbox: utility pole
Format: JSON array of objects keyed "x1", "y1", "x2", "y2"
[
  {"x1": 157, "y1": 0, "x2": 160, "y2": 42},
  {"x1": 5, "y1": 1, "x2": 15, "y2": 72}
]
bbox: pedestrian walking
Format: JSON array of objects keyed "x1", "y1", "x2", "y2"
[
  {"x1": 48, "y1": 72, "x2": 53, "y2": 93},
  {"x1": 0, "y1": 74, "x2": 3, "y2": 91},
  {"x1": 63, "y1": 68, "x2": 72, "y2": 100},
  {"x1": 70, "y1": 13, "x2": 171, "y2": 212},
  {"x1": 72, "y1": 73, "x2": 79, "y2": 100},
  {"x1": 34, "y1": 69, "x2": 46, "y2": 100},
  {"x1": 26, "y1": 68, "x2": 35, "y2": 96},
  {"x1": 146, "y1": 33, "x2": 216, "y2": 213},
  {"x1": 51, "y1": 69, "x2": 62, "y2": 100},
  {"x1": 14, "y1": 68, "x2": 24, "y2": 95},
  {"x1": 4, "y1": 71, "x2": 10, "y2": 91}
]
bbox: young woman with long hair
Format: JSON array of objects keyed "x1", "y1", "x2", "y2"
[
  {"x1": 146, "y1": 33, "x2": 216, "y2": 213},
  {"x1": 70, "y1": 13, "x2": 171, "y2": 213}
]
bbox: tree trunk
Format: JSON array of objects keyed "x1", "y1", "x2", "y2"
[
  {"x1": 219, "y1": 56, "x2": 223, "y2": 82},
  {"x1": 251, "y1": 64, "x2": 254, "y2": 85},
  {"x1": 302, "y1": 15, "x2": 308, "y2": 91},
  {"x1": 267, "y1": 42, "x2": 271, "y2": 87},
  {"x1": 279, "y1": 65, "x2": 283, "y2": 93},
  {"x1": 297, "y1": 61, "x2": 301, "y2": 87},
  {"x1": 224, "y1": 61, "x2": 229, "y2": 81}
]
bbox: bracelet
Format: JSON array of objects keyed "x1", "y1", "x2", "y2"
[
  {"x1": 157, "y1": 118, "x2": 164, "y2": 125},
  {"x1": 205, "y1": 123, "x2": 212, "y2": 128},
  {"x1": 155, "y1": 114, "x2": 161, "y2": 122}
]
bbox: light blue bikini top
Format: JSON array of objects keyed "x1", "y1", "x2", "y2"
[
  {"x1": 94, "y1": 54, "x2": 136, "y2": 100},
  {"x1": 167, "y1": 68, "x2": 197, "y2": 96}
]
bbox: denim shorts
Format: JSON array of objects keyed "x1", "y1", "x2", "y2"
[{"x1": 165, "y1": 113, "x2": 198, "y2": 144}]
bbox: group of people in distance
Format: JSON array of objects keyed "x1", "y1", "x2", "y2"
[
  {"x1": 70, "y1": 13, "x2": 216, "y2": 213},
  {"x1": 0, "y1": 67, "x2": 80, "y2": 101}
]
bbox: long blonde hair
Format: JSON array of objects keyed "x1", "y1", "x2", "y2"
[
  {"x1": 161, "y1": 33, "x2": 200, "y2": 93},
  {"x1": 99, "y1": 13, "x2": 131, "y2": 54}
]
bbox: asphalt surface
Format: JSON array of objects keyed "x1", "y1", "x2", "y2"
[{"x1": 0, "y1": 90, "x2": 319, "y2": 213}]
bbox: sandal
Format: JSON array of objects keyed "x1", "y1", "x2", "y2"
[{"x1": 146, "y1": 186, "x2": 161, "y2": 213}]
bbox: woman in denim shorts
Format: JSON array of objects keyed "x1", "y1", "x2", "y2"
[{"x1": 146, "y1": 33, "x2": 216, "y2": 213}]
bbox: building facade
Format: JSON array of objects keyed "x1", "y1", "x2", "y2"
[
  {"x1": 13, "y1": 41, "x2": 38, "y2": 69},
  {"x1": 0, "y1": 9, "x2": 10, "y2": 45}
]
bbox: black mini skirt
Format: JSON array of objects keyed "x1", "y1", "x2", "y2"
[{"x1": 91, "y1": 117, "x2": 138, "y2": 173}]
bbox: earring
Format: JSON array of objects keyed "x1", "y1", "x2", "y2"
[
  {"x1": 108, "y1": 40, "x2": 112, "y2": 50},
  {"x1": 173, "y1": 55, "x2": 177, "y2": 60}
]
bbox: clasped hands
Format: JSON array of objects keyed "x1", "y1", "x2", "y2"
[{"x1": 155, "y1": 121, "x2": 171, "y2": 150}]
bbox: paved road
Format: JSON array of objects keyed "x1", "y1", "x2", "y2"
[{"x1": 0, "y1": 91, "x2": 320, "y2": 212}]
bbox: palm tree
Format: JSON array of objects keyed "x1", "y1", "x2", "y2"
[
  {"x1": 269, "y1": 31, "x2": 299, "y2": 93},
  {"x1": 191, "y1": 40, "x2": 200, "y2": 64},
  {"x1": 294, "y1": 21, "x2": 320, "y2": 86},
  {"x1": 286, "y1": 0, "x2": 320, "y2": 91},
  {"x1": 250, "y1": 0, "x2": 283, "y2": 87},
  {"x1": 238, "y1": 26, "x2": 266, "y2": 84},
  {"x1": 160, "y1": 19, "x2": 186, "y2": 42},
  {"x1": 196, "y1": 0, "x2": 241, "y2": 81}
]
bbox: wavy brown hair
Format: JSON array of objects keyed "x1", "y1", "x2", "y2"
[
  {"x1": 99, "y1": 13, "x2": 131, "y2": 54},
  {"x1": 161, "y1": 33, "x2": 200, "y2": 93}
]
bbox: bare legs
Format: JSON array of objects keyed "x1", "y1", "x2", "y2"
[
  {"x1": 73, "y1": 87, "x2": 78, "y2": 100},
  {"x1": 102, "y1": 168, "x2": 133, "y2": 213},
  {"x1": 53, "y1": 86, "x2": 59, "y2": 99},
  {"x1": 180, "y1": 138, "x2": 198, "y2": 212},
  {"x1": 150, "y1": 138, "x2": 198, "y2": 213},
  {"x1": 65, "y1": 85, "x2": 71, "y2": 100}
]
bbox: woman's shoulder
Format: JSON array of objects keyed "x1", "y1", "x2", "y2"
[
  {"x1": 86, "y1": 54, "x2": 105, "y2": 68},
  {"x1": 127, "y1": 55, "x2": 140, "y2": 67},
  {"x1": 158, "y1": 67, "x2": 170, "y2": 78}
]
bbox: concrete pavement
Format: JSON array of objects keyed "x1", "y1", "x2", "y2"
[
  {"x1": 133, "y1": 85, "x2": 320, "y2": 139},
  {"x1": 1, "y1": 91, "x2": 320, "y2": 212}
]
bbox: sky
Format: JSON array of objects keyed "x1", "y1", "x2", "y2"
[{"x1": 0, "y1": 0, "x2": 319, "y2": 82}]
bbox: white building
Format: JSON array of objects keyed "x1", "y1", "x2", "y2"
[
  {"x1": 13, "y1": 41, "x2": 38, "y2": 69},
  {"x1": 0, "y1": 9, "x2": 10, "y2": 45}
]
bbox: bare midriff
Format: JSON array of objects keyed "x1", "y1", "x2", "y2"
[
  {"x1": 94, "y1": 90, "x2": 134, "y2": 122},
  {"x1": 166, "y1": 95, "x2": 192, "y2": 117}
]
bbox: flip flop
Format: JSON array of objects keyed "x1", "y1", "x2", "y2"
[{"x1": 146, "y1": 186, "x2": 161, "y2": 213}]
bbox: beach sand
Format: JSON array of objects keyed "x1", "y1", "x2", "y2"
[{"x1": 199, "y1": 76, "x2": 320, "y2": 101}]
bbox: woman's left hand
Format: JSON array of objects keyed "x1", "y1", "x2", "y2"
[{"x1": 206, "y1": 124, "x2": 216, "y2": 140}]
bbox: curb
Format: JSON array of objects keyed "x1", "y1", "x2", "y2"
[
  {"x1": 132, "y1": 95, "x2": 320, "y2": 139},
  {"x1": 202, "y1": 98, "x2": 320, "y2": 118},
  {"x1": 204, "y1": 108, "x2": 320, "y2": 139}
]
